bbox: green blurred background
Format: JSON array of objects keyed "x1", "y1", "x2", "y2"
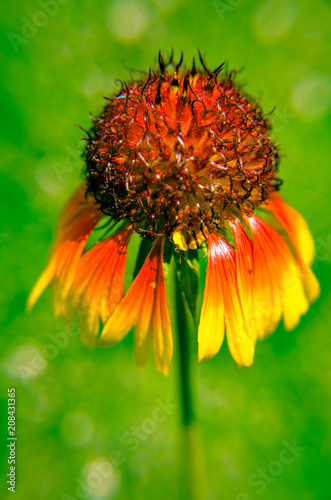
[{"x1": 1, "y1": 0, "x2": 331, "y2": 499}]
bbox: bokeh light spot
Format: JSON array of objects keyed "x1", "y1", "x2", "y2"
[
  {"x1": 255, "y1": 0, "x2": 300, "y2": 41},
  {"x1": 81, "y1": 457, "x2": 121, "y2": 500},
  {"x1": 290, "y1": 75, "x2": 331, "y2": 120},
  {"x1": 106, "y1": 0, "x2": 149, "y2": 42},
  {"x1": 35, "y1": 158, "x2": 65, "y2": 196},
  {"x1": 1, "y1": 344, "x2": 47, "y2": 383},
  {"x1": 81, "y1": 65, "x2": 107, "y2": 96}
]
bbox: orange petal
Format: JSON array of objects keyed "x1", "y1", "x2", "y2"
[
  {"x1": 265, "y1": 194, "x2": 320, "y2": 303},
  {"x1": 229, "y1": 217, "x2": 253, "y2": 336},
  {"x1": 69, "y1": 225, "x2": 133, "y2": 347},
  {"x1": 246, "y1": 215, "x2": 282, "y2": 340},
  {"x1": 151, "y1": 248, "x2": 173, "y2": 376},
  {"x1": 198, "y1": 234, "x2": 225, "y2": 361},
  {"x1": 266, "y1": 193, "x2": 315, "y2": 266},
  {"x1": 247, "y1": 215, "x2": 309, "y2": 334},
  {"x1": 199, "y1": 232, "x2": 254, "y2": 366},
  {"x1": 26, "y1": 185, "x2": 102, "y2": 314},
  {"x1": 98, "y1": 237, "x2": 173, "y2": 375}
]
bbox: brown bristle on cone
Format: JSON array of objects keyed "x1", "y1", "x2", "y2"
[{"x1": 84, "y1": 53, "x2": 280, "y2": 246}]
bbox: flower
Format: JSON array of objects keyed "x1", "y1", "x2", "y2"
[{"x1": 27, "y1": 52, "x2": 319, "y2": 375}]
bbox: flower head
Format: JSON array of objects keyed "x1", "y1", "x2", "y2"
[
  {"x1": 85, "y1": 52, "x2": 280, "y2": 249},
  {"x1": 28, "y1": 52, "x2": 319, "y2": 375}
]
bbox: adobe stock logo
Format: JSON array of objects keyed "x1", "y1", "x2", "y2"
[
  {"x1": 236, "y1": 440, "x2": 306, "y2": 499},
  {"x1": 7, "y1": 0, "x2": 71, "y2": 54}
]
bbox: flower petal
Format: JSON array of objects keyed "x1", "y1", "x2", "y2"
[
  {"x1": 98, "y1": 242, "x2": 158, "y2": 345},
  {"x1": 267, "y1": 193, "x2": 315, "y2": 266},
  {"x1": 218, "y1": 236, "x2": 254, "y2": 367},
  {"x1": 152, "y1": 252, "x2": 173, "y2": 376},
  {"x1": 246, "y1": 215, "x2": 282, "y2": 339},
  {"x1": 266, "y1": 194, "x2": 320, "y2": 303},
  {"x1": 248, "y1": 215, "x2": 309, "y2": 334},
  {"x1": 199, "y1": 232, "x2": 254, "y2": 366},
  {"x1": 69, "y1": 225, "x2": 133, "y2": 347},
  {"x1": 98, "y1": 237, "x2": 173, "y2": 374},
  {"x1": 299, "y1": 266, "x2": 320, "y2": 304},
  {"x1": 229, "y1": 217, "x2": 253, "y2": 337},
  {"x1": 198, "y1": 235, "x2": 225, "y2": 361},
  {"x1": 26, "y1": 185, "x2": 102, "y2": 313}
]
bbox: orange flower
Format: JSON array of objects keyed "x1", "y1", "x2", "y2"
[{"x1": 28, "y1": 53, "x2": 319, "y2": 374}]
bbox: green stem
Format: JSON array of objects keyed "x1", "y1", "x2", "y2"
[
  {"x1": 176, "y1": 277, "x2": 194, "y2": 426},
  {"x1": 175, "y1": 273, "x2": 206, "y2": 500}
]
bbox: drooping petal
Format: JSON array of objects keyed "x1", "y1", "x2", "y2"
[
  {"x1": 266, "y1": 193, "x2": 315, "y2": 266},
  {"x1": 134, "y1": 251, "x2": 158, "y2": 371},
  {"x1": 298, "y1": 266, "x2": 320, "y2": 304},
  {"x1": 245, "y1": 215, "x2": 282, "y2": 340},
  {"x1": 198, "y1": 235, "x2": 225, "y2": 361},
  {"x1": 98, "y1": 241, "x2": 158, "y2": 345},
  {"x1": 152, "y1": 253, "x2": 173, "y2": 375},
  {"x1": 217, "y1": 236, "x2": 255, "y2": 367},
  {"x1": 98, "y1": 237, "x2": 173, "y2": 375},
  {"x1": 27, "y1": 185, "x2": 102, "y2": 314},
  {"x1": 247, "y1": 215, "x2": 309, "y2": 335},
  {"x1": 265, "y1": 194, "x2": 320, "y2": 303},
  {"x1": 228, "y1": 217, "x2": 253, "y2": 335},
  {"x1": 198, "y1": 232, "x2": 254, "y2": 366},
  {"x1": 69, "y1": 224, "x2": 133, "y2": 347}
]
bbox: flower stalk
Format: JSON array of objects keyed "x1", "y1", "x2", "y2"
[{"x1": 175, "y1": 270, "x2": 206, "y2": 500}]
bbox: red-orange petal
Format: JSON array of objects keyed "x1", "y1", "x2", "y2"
[
  {"x1": 26, "y1": 185, "x2": 102, "y2": 314},
  {"x1": 198, "y1": 234, "x2": 225, "y2": 361},
  {"x1": 246, "y1": 215, "x2": 282, "y2": 340},
  {"x1": 151, "y1": 246, "x2": 173, "y2": 376},
  {"x1": 98, "y1": 237, "x2": 173, "y2": 375},
  {"x1": 266, "y1": 193, "x2": 315, "y2": 266},
  {"x1": 247, "y1": 214, "x2": 309, "y2": 335},
  {"x1": 265, "y1": 194, "x2": 320, "y2": 303},
  {"x1": 198, "y1": 232, "x2": 254, "y2": 366},
  {"x1": 228, "y1": 217, "x2": 253, "y2": 336},
  {"x1": 69, "y1": 224, "x2": 133, "y2": 347}
]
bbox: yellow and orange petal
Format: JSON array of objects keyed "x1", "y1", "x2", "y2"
[
  {"x1": 68, "y1": 224, "x2": 133, "y2": 347},
  {"x1": 198, "y1": 233, "x2": 225, "y2": 361},
  {"x1": 198, "y1": 231, "x2": 254, "y2": 366},
  {"x1": 246, "y1": 214, "x2": 309, "y2": 337},
  {"x1": 26, "y1": 185, "x2": 102, "y2": 316},
  {"x1": 97, "y1": 237, "x2": 173, "y2": 375},
  {"x1": 228, "y1": 217, "x2": 253, "y2": 334},
  {"x1": 265, "y1": 194, "x2": 320, "y2": 303}
]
